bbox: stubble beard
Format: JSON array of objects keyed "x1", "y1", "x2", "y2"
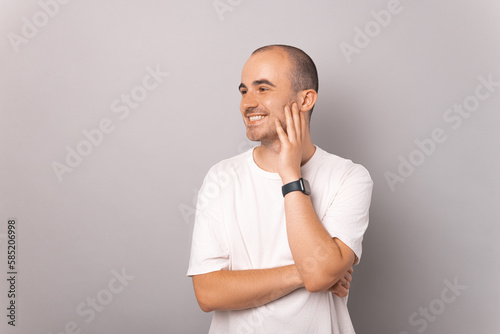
[{"x1": 247, "y1": 117, "x2": 287, "y2": 152}]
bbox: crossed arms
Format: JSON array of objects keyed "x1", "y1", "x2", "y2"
[{"x1": 192, "y1": 189, "x2": 356, "y2": 312}]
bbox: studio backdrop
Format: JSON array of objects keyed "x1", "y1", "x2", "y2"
[{"x1": 1, "y1": 0, "x2": 499, "y2": 333}]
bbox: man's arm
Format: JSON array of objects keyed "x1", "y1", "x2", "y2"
[
  {"x1": 192, "y1": 264, "x2": 303, "y2": 312},
  {"x1": 192, "y1": 264, "x2": 354, "y2": 312},
  {"x1": 285, "y1": 192, "x2": 355, "y2": 292},
  {"x1": 275, "y1": 103, "x2": 357, "y2": 292}
]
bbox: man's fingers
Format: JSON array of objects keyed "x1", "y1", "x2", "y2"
[
  {"x1": 291, "y1": 102, "x2": 301, "y2": 140},
  {"x1": 300, "y1": 109, "x2": 306, "y2": 142},
  {"x1": 333, "y1": 291, "x2": 348, "y2": 298},
  {"x1": 333, "y1": 285, "x2": 348, "y2": 297},
  {"x1": 344, "y1": 272, "x2": 352, "y2": 283},
  {"x1": 328, "y1": 281, "x2": 349, "y2": 298},
  {"x1": 275, "y1": 118, "x2": 288, "y2": 143},
  {"x1": 284, "y1": 105, "x2": 296, "y2": 141},
  {"x1": 344, "y1": 266, "x2": 354, "y2": 286}
]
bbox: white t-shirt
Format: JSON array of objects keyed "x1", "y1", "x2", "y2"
[{"x1": 187, "y1": 145, "x2": 373, "y2": 334}]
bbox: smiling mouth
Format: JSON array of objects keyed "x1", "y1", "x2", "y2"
[{"x1": 249, "y1": 115, "x2": 265, "y2": 122}]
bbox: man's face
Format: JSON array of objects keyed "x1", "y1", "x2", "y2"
[{"x1": 239, "y1": 49, "x2": 296, "y2": 144}]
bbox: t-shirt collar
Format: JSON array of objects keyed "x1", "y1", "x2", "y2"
[{"x1": 248, "y1": 145, "x2": 322, "y2": 180}]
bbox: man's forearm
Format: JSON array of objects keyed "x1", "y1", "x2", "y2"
[
  {"x1": 192, "y1": 264, "x2": 303, "y2": 312},
  {"x1": 284, "y1": 190, "x2": 354, "y2": 292}
]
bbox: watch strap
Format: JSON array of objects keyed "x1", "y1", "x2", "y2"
[{"x1": 282, "y1": 178, "x2": 310, "y2": 197}]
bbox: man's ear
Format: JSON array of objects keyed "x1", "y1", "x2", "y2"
[{"x1": 298, "y1": 89, "x2": 318, "y2": 113}]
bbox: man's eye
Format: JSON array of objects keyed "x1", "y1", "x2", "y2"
[
  {"x1": 240, "y1": 90, "x2": 247, "y2": 95},
  {"x1": 259, "y1": 87, "x2": 268, "y2": 92}
]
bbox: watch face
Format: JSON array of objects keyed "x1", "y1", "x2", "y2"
[{"x1": 302, "y1": 178, "x2": 311, "y2": 195}]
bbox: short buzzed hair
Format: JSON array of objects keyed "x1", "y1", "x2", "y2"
[{"x1": 252, "y1": 44, "x2": 319, "y2": 115}]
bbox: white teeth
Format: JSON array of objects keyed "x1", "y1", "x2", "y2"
[{"x1": 249, "y1": 115, "x2": 265, "y2": 121}]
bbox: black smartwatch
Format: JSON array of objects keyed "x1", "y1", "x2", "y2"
[{"x1": 282, "y1": 178, "x2": 311, "y2": 197}]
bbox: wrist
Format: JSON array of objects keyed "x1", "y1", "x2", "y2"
[
  {"x1": 281, "y1": 173, "x2": 301, "y2": 185},
  {"x1": 287, "y1": 265, "x2": 304, "y2": 289}
]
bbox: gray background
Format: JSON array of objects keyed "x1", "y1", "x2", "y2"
[{"x1": 1, "y1": 0, "x2": 499, "y2": 333}]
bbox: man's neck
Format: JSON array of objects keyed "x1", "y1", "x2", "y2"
[{"x1": 253, "y1": 138, "x2": 316, "y2": 174}]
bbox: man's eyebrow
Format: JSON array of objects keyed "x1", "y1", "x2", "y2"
[
  {"x1": 253, "y1": 79, "x2": 275, "y2": 87},
  {"x1": 238, "y1": 79, "x2": 276, "y2": 91}
]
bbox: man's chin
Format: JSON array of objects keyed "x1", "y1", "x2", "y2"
[
  {"x1": 245, "y1": 129, "x2": 261, "y2": 142},
  {"x1": 246, "y1": 132, "x2": 278, "y2": 145}
]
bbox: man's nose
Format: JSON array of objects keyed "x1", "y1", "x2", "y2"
[{"x1": 241, "y1": 92, "x2": 259, "y2": 110}]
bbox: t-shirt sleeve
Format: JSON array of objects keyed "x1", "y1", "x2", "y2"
[
  {"x1": 321, "y1": 164, "x2": 373, "y2": 265},
  {"x1": 186, "y1": 166, "x2": 230, "y2": 277}
]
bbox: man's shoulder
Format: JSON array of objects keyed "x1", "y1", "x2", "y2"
[
  {"x1": 206, "y1": 147, "x2": 254, "y2": 176},
  {"x1": 315, "y1": 146, "x2": 372, "y2": 182},
  {"x1": 215, "y1": 147, "x2": 253, "y2": 167}
]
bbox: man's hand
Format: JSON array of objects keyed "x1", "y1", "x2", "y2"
[
  {"x1": 275, "y1": 102, "x2": 305, "y2": 184},
  {"x1": 328, "y1": 266, "x2": 353, "y2": 298}
]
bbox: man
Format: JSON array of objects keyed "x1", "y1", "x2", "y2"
[{"x1": 187, "y1": 45, "x2": 373, "y2": 333}]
